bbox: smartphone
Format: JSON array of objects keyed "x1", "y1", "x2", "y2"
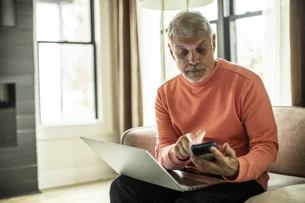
[{"x1": 191, "y1": 141, "x2": 218, "y2": 161}]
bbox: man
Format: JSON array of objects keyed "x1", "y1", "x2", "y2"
[{"x1": 110, "y1": 11, "x2": 278, "y2": 203}]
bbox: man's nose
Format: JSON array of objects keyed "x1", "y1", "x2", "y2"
[{"x1": 188, "y1": 50, "x2": 199, "y2": 66}]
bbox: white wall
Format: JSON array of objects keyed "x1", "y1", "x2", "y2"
[
  {"x1": 34, "y1": 0, "x2": 120, "y2": 189},
  {"x1": 37, "y1": 134, "x2": 116, "y2": 189}
]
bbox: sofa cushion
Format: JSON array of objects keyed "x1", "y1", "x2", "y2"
[
  {"x1": 270, "y1": 107, "x2": 305, "y2": 178},
  {"x1": 268, "y1": 172, "x2": 305, "y2": 190},
  {"x1": 245, "y1": 184, "x2": 305, "y2": 203}
]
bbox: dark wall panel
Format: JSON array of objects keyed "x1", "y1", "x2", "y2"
[
  {"x1": 0, "y1": 31, "x2": 33, "y2": 45},
  {"x1": 16, "y1": 101, "x2": 35, "y2": 115},
  {"x1": 0, "y1": 45, "x2": 34, "y2": 60},
  {"x1": 0, "y1": 59, "x2": 35, "y2": 74},
  {"x1": 0, "y1": 180, "x2": 38, "y2": 198},
  {"x1": 0, "y1": 131, "x2": 35, "y2": 155},
  {"x1": 0, "y1": 0, "x2": 38, "y2": 199}
]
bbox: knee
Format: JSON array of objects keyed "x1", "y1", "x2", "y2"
[
  {"x1": 109, "y1": 175, "x2": 124, "y2": 197},
  {"x1": 109, "y1": 175, "x2": 138, "y2": 202},
  {"x1": 110, "y1": 175, "x2": 150, "y2": 203}
]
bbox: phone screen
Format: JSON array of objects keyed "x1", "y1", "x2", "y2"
[{"x1": 191, "y1": 142, "x2": 218, "y2": 161}]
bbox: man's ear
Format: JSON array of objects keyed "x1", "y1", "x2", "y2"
[
  {"x1": 212, "y1": 33, "x2": 216, "y2": 53},
  {"x1": 168, "y1": 43, "x2": 176, "y2": 60}
]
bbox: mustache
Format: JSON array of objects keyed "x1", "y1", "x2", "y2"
[{"x1": 185, "y1": 65, "x2": 206, "y2": 72}]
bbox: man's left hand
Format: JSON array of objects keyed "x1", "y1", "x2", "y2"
[{"x1": 190, "y1": 143, "x2": 239, "y2": 178}]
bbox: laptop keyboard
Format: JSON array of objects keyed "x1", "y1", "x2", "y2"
[{"x1": 175, "y1": 177, "x2": 207, "y2": 186}]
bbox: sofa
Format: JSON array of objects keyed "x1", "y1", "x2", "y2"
[{"x1": 121, "y1": 106, "x2": 305, "y2": 202}]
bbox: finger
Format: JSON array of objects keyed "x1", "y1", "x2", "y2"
[
  {"x1": 177, "y1": 145, "x2": 190, "y2": 158},
  {"x1": 185, "y1": 133, "x2": 195, "y2": 154},
  {"x1": 195, "y1": 129, "x2": 205, "y2": 136},
  {"x1": 174, "y1": 149, "x2": 185, "y2": 160},
  {"x1": 192, "y1": 155, "x2": 222, "y2": 175},
  {"x1": 181, "y1": 139, "x2": 192, "y2": 155},
  {"x1": 195, "y1": 129, "x2": 206, "y2": 141},
  {"x1": 191, "y1": 157, "x2": 207, "y2": 173},
  {"x1": 192, "y1": 154, "x2": 210, "y2": 164},
  {"x1": 223, "y1": 143, "x2": 228, "y2": 155},
  {"x1": 192, "y1": 154, "x2": 216, "y2": 168},
  {"x1": 191, "y1": 155, "x2": 207, "y2": 168},
  {"x1": 173, "y1": 148, "x2": 185, "y2": 160},
  {"x1": 223, "y1": 143, "x2": 236, "y2": 158},
  {"x1": 210, "y1": 146, "x2": 226, "y2": 163},
  {"x1": 185, "y1": 133, "x2": 195, "y2": 142},
  {"x1": 173, "y1": 144, "x2": 187, "y2": 159}
]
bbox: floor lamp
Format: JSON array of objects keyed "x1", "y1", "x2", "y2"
[{"x1": 139, "y1": 0, "x2": 213, "y2": 81}]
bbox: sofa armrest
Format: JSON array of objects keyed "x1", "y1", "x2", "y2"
[
  {"x1": 270, "y1": 106, "x2": 305, "y2": 178},
  {"x1": 121, "y1": 126, "x2": 157, "y2": 156},
  {"x1": 268, "y1": 172, "x2": 305, "y2": 190},
  {"x1": 245, "y1": 184, "x2": 305, "y2": 203}
]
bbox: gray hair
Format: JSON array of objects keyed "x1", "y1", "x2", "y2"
[{"x1": 167, "y1": 11, "x2": 213, "y2": 39}]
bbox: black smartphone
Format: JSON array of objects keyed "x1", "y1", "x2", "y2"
[{"x1": 191, "y1": 142, "x2": 218, "y2": 161}]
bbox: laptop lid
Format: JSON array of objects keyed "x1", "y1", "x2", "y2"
[{"x1": 81, "y1": 137, "x2": 183, "y2": 191}]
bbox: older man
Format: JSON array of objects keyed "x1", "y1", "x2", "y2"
[{"x1": 110, "y1": 11, "x2": 278, "y2": 203}]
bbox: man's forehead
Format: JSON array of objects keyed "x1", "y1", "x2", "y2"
[{"x1": 171, "y1": 36, "x2": 209, "y2": 49}]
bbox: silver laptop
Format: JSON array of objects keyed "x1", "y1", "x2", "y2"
[{"x1": 81, "y1": 137, "x2": 225, "y2": 192}]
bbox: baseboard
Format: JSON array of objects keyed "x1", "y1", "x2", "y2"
[
  {"x1": 0, "y1": 189, "x2": 41, "y2": 200},
  {"x1": 38, "y1": 165, "x2": 117, "y2": 190}
]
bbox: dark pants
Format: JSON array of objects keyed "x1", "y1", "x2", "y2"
[{"x1": 109, "y1": 175, "x2": 264, "y2": 203}]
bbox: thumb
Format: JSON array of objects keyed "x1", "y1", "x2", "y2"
[{"x1": 223, "y1": 143, "x2": 236, "y2": 158}]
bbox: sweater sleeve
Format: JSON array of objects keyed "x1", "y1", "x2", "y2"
[
  {"x1": 224, "y1": 75, "x2": 279, "y2": 182},
  {"x1": 154, "y1": 88, "x2": 192, "y2": 170}
]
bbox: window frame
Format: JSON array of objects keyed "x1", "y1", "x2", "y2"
[
  {"x1": 36, "y1": 0, "x2": 98, "y2": 125},
  {"x1": 216, "y1": 0, "x2": 263, "y2": 61}
]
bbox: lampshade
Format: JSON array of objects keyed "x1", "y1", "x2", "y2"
[{"x1": 139, "y1": 0, "x2": 213, "y2": 10}]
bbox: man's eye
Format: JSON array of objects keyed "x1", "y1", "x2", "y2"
[
  {"x1": 197, "y1": 48, "x2": 206, "y2": 53},
  {"x1": 179, "y1": 50, "x2": 189, "y2": 56}
]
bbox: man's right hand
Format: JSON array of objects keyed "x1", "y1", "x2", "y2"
[{"x1": 172, "y1": 129, "x2": 205, "y2": 161}]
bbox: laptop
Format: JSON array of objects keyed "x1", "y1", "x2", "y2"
[{"x1": 81, "y1": 137, "x2": 226, "y2": 192}]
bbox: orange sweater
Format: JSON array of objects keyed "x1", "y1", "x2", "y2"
[{"x1": 155, "y1": 58, "x2": 279, "y2": 191}]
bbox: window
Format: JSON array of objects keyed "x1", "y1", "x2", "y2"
[
  {"x1": 232, "y1": 16, "x2": 264, "y2": 78},
  {"x1": 234, "y1": 0, "x2": 266, "y2": 15},
  {"x1": 225, "y1": 0, "x2": 266, "y2": 80},
  {"x1": 36, "y1": 0, "x2": 97, "y2": 125}
]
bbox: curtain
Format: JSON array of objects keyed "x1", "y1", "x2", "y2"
[
  {"x1": 262, "y1": 0, "x2": 291, "y2": 106},
  {"x1": 118, "y1": 0, "x2": 143, "y2": 135},
  {"x1": 290, "y1": 0, "x2": 305, "y2": 107}
]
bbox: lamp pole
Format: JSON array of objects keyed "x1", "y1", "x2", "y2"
[{"x1": 161, "y1": 0, "x2": 167, "y2": 82}]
